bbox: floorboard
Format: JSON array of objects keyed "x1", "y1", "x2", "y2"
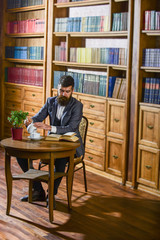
[{"x1": 0, "y1": 147, "x2": 160, "y2": 240}]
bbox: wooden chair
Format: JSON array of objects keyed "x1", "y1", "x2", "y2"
[{"x1": 38, "y1": 115, "x2": 88, "y2": 192}]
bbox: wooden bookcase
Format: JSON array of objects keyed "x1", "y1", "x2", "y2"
[
  {"x1": 1, "y1": 0, "x2": 48, "y2": 138},
  {"x1": 46, "y1": 0, "x2": 133, "y2": 184},
  {"x1": 131, "y1": 0, "x2": 160, "y2": 194}
]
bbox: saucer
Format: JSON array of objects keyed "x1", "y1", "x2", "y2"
[{"x1": 28, "y1": 136, "x2": 44, "y2": 140}]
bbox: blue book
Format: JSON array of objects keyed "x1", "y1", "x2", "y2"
[
  {"x1": 99, "y1": 75, "x2": 106, "y2": 97},
  {"x1": 114, "y1": 48, "x2": 119, "y2": 65},
  {"x1": 41, "y1": 46, "x2": 44, "y2": 60},
  {"x1": 53, "y1": 71, "x2": 65, "y2": 89},
  {"x1": 67, "y1": 18, "x2": 72, "y2": 32},
  {"x1": 154, "y1": 78, "x2": 160, "y2": 104},
  {"x1": 21, "y1": 0, "x2": 28, "y2": 7},
  {"x1": 108, "y1": 76, "x2": 116, "y2": 97},
  {"x1": 143, "y1": 78, "x2": 150, "y2": 103},
  {"x1": 78, "y1": 17, "x2": 82, "y2": 32},
  {"x1": 21, "y1": 46, "x2": 28, "y2": 59},
  {"x1": 37, "y1": 46, "x2": 41, "y2": 60},
  {"x1": 15, "y1": 0, "x2": 21, "y2": 8},
  {"x1": 158, "y1": 79, "x2": 160, "y2": 104},
  {"x1": 14, "y1": 46, "x2": 20, "y2": 59},
  {"x1": 73, "y1": 72, "x2": 79, "y2": 92},
  {"x1": 78, "y1": 73, "x2": 84, "y2": 93},
  {"x1": 29, "y1": 46, "x2": 36, "y2": 60}
]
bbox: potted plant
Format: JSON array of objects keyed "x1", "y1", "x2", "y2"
[{"x1": 8, "y1": 110, "x2": 29, "y2": 140}]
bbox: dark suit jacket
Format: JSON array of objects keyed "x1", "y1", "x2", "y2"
[{"x1": 32, "y1": 96, "x2": 84, "y2": 157}]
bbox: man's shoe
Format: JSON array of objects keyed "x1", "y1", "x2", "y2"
[
  {"x1": 20, "y1": 190, "x2": 46, "y2": 202},
  {"x1": 46, "y1": 195, "x2": 56, "y2": 210}
]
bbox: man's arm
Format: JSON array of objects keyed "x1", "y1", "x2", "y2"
[{"x1": 25, "y1": 97, "x2": 53, "y2": 131}]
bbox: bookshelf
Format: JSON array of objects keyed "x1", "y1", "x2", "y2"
[
  {"x1": 46, "y1": 0, "x2": 133, "y2": 184},
  {"x1": 1, "y1": 0, "x2": 48, "y2": 138},
  {"x1": 131, "y1": 0, "x2": 160, "y2": 194}
]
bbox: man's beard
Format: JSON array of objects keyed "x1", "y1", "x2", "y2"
[{"x1": 57, "y1": 95, "x2": 71, "y2": 106}]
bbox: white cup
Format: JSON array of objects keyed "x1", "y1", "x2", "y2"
[
  {"x1": 27, "y1": 123, "x2": 37, "y2": 134},
  {"x1": 30, "y1": 132, "x2": 40, "y2": 139}
]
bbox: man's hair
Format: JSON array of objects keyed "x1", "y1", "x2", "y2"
[{"x1": 59, "y1": 75, "x2": 74, "y2": 88}]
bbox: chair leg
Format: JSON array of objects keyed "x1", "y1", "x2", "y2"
[
  {"x1": 82, "y1": 162, "x2": 87, "y2": 192},
  {"x1": 29, "y1": 180, "x2": 33, "y2": 203}
]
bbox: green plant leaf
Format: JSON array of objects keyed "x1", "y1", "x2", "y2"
[{"x1": 8, "y1": 110, "x2": 29, "y2": 128}]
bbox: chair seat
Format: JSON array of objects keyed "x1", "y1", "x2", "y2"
[{"x1": 13, "y1": 168, "x2": 66, "y2": 181}]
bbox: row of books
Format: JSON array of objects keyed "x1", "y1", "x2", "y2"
[
  {"x1": 5, "y1": 46, "x2": 44, "y2": 60},
  {"x1": 142, "y1": 49, "x2": 160, "y2": 67},
  {"x1": 7, "y1": 19, "x2": 45, "y2": 34},
  {"x1": 54, "y1": 71, "x2": 107, "y2": 97},
  {"x1": 108, "y1": 76, "x2": 126, "y2": 100},
  {"x1": 69, "y1": 47, "x2": 127, "y2": 65},
  {"x1": 5, "y1": 67, "x2": 43, "y2": 87},
  {"x1": 54, "y1": 16, "x2": 109, "y2": 32},
  {"x1": 7, "y1": 0, "x2": 44, "y2": 9},
  {"x1": 142, "y1": 78, "x2": 160, "y2": 104},
  {"x1": 144, "y1": 10, "x2": 160, "y2": 30},
  {"x1": 112, "y1": 12, "x2": 128, "y2": 31},
  {"x1": 55, "y1": 42, "x2": 66, "y2": 62}
]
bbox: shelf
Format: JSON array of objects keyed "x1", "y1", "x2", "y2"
[
  {"x1": 114, "y1": 0, "x2": 128, "y2": 2},
  {"x1": 5, "y1": 82, "x2": 43, "y2": 89},
  {"x1": 142, "y1": 30, "x2": 160, "y2": 36},
  {"x1": 53, "y1": 61, "x2": 127, "y2": 70},
  {"x1": 54, "y1": 31, "x2": 128, "y2": 38},
  {"x1": 54, "y1": 0, "x2": 109, "y2": 8},
  {"x1": 6, "y1": 5, "x2": 45, "y2": 13},
  {"x1": 107, "y1": 97, "x2": 125, "y2": 103},
  {"x1": 139, "y1": 102, "x2": 160, "y2": 108},
  {"x1": 5, "y1": 58, "x2": 44, "y2": 64},
  {"x1": 140, "y1": 66, "x2": 160, "y2": 73},
  {"x1": 6, "y1": 33, "x2": 44, "y2": 38}
]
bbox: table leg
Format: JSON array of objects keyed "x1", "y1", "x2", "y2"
[
  {"x1": 67, "y1": 150, "x2": 75, "y2": 209},
  {"x1": 5, "y1": 151, "x2": 12, "y2": 215},
  {"x1": 48, "y1": 152, "x2": 55, "y2": 223}
]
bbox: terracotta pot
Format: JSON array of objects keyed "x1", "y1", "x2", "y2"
[{"x1": 11, "y1": 128, "x2": 23, "y2": 140}]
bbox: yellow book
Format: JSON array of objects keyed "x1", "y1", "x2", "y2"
[
  {"x1": 85, "y1": 48, "x2": 92, "y2": 63},
  {"x1": 45, "y1": 132, "x2": 79, "y2": 142},
  {"x1": 80, "y1": 48, "x2": 86, "y2": 63}
]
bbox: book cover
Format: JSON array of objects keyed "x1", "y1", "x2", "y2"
[
  {"x1": 108, "y1": 76, "x2": 116, "y2": 98},
  {"x1": 143, "y1": 77, "x2": 150, "y2": 103},
  {"x1": 112, "y1": 77, "x2": 122, "y2": 98}
]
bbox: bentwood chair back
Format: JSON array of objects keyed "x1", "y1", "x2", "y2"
[{"x1": 73, "y1": 115, "x2": 88, "y2": 192}]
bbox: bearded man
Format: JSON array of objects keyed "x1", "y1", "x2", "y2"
[{"x1": 17, "y1": 75, "x2": 84, "y2": 207}]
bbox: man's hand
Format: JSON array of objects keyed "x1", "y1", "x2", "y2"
[
  {"x1": 33, "y1": 122, "x2": 51, "y2": 131},
  {"x1": 24, "y1": 118, "x2": 32, "y2": 127}
]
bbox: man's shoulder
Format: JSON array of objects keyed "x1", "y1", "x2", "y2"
[
  {"x1": 71, "y1": 97, "x2": 83, "y2": 106},
  {"x1": 47, "y1": 96, "x2": 57, "y2": 104}
]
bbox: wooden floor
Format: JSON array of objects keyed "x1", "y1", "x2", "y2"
[{"x1": 0, "y1": 147, "x2": 160, "y2": 240}]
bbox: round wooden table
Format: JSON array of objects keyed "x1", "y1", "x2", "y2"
[{"x1": 1, "y1": 137, "x2": 80, "y2": 223}]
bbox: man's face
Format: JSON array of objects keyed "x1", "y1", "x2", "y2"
[{"x1": 57, "y1": 84, "x2": 73, "y2": 106}]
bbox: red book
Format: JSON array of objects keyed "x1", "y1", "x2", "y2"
[
  {"x1": 30, "y1": 69, "x2": 36, "y2": 86},
  {"x1": 25, "y1": 19, "x2": 29, "y2": 33},
  {"x1": 29, "y1": 19, "x2": 36, "y2": 33},
  {"x1": 8, "y1": 67, "x2": 13, "y2": 83},
  {"x1": 13, "y1": 21, "x2": 18, "y2": 33},
  {"x1": 35, "y1": 19, "x2": 45, "y2": 33},
  {"x1": 7, "y1": 22, "x2": 10, "y2": 34}
]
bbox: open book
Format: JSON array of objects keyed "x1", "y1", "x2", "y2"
[{"x1": 45, "y1": 132, "x2": 79, "y2": 142}]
